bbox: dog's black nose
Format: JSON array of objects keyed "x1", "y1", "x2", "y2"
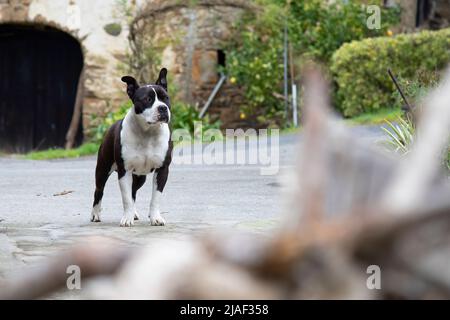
[{"x1": 158, "y1": 105, "x2": 167, "y2": 113}]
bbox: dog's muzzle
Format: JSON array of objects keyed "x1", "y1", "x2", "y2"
[{"x1": 158, "y1": 105, "x2": 169, "y2": 123}]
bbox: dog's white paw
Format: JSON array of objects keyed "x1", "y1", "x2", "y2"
[
  {"x1": 120, "y1": 213, "x2": 135, "y2": 227},
  {"x1": 134, "y1": 210, "x2": 140, "y2": 221},
  {"x1": 91, "y1": 205, "x2": 101, "y2": 222},
  {"x1": 149, "y1": 212, "x2": 165, "y2": 226}
]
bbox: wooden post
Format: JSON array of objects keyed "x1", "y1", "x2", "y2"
[{"x1": 65, "y1": 66, "x2": 85, "y2": 149}]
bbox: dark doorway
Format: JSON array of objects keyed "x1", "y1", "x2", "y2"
[
  {"x1": 0, "y1": 24, "x2": 83, "y2": 153},
  {"x1": 217, "y1": 49, "x2": 226, "y2": 77},
  {"x1": 217, "y1": 49, "x2": 226, "y2": 68},
  {"x1": 416, "y1": 0, "x2": 433, "y2": 27}
]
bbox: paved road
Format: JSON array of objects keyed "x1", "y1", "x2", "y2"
[{"x1": 0, "y1": 125, "x2": 386, "y2": 296}]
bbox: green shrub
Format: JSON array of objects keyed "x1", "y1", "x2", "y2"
[
  {"x1": 331, "y1": 28, "x2": 450, "y2": 117},
  {"x1": 226, "y1": 0, "x2": 399, "y2": 125},
  {"x1": 288, "y1": 0, "x2": 399, "y2": 64},
  {"x1": 169, "y1": 100, "x2": 221, "y2": 137},
  {"x1": 92, "y1": 103, "x2": 130, "y2": 145},
  {"x1": 226, "y1": 1, "x2": 285, "y2": 121}
]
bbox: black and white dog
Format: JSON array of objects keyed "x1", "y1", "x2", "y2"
[{"x1": 91, "y1": 68, "x2": 173, "y2": 227}]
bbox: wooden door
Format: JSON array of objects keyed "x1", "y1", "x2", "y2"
[{"x1": 0, "y1": 24, "x2": 83, "y2": 153}]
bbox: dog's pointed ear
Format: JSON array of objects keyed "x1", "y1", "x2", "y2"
[
  {"x1": 155, "y1": 68, "x2": 168, "y2": 90},
  {"x1": 121, "y1": 76, "x2": 139, "y2": 99}
]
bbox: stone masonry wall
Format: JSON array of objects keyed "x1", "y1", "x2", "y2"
[{"x1": 141, "y1": 1, "x2": 248, "y2": 128}]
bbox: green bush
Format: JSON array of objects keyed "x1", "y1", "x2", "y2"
[{"x1": 331, "y1": 28, "x2": 450, "y2": 117}]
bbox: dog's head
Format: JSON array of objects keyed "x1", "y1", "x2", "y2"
[{"x1": 121, "y1": 68, "x2": 171, "y2": 126}]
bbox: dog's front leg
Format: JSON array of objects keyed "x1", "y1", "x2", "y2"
[
  {"x1": 119, "y1": 171, "x2": 135, "y2": 227},
  {"x1": 149, "y1": 166, "x2": 168, "y2": 226}
]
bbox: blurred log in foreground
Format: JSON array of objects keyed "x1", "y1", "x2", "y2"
[{"x1": 1, "y1": 66, "x2": 450, "y2": 300}]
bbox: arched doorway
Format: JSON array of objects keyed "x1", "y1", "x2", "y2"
[{"x1": 0, "y1": 24, "x2": 83, "y2": 153}]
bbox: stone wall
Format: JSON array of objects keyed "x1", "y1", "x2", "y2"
[
  {"x1": 0, "y1": 0, "x2": 251, "y2": 136},
  {"x1": 138, "y1": 0, "x2": 249, "y2": 128},
  {"x1": 392, "y1": 0, "x2": 418, "y2": 32}
]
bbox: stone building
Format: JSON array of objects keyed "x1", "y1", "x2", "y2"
[
  {"x1": 0, "y1": 0, "x2": 130, "y2": 152},
  {"x1": 0, "y1": 0, "x2": 248, "y2": 152},
  {"x1": 1, "y1": 0, "x2": 448, "y2": 152}
]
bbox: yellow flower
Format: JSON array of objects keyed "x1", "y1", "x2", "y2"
[
  {"x1": 386, "y1": 29, "x2": 393, "y2": 37},
  {"x1": 230, "y1": 77, "x2": 237, "y2": 84},
  {"x1": 240, "y1": 112, "x2": 246, "y2": 120}
]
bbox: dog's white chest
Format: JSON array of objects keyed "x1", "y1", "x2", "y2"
[
  {"x1": 126, "y1": 144, "x2": 166, "y2": 175},
  {"x1": 121, "y1": 122, "x2": 170, "y2": 175}
]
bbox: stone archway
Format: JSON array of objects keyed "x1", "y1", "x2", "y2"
[{"x1": 0, "y1": 23, "x2": 84, "y2": 153}]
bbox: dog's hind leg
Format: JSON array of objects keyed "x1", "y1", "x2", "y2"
[
  {"x1": 91, "y1": 160, "x2": 111, "y2": 222},
  {"x1": 149, "y1": 166, "x2": 169, "y2": 226},
  {"x1": 131, "y1": 174, "x2": 146, "y2": 220}
]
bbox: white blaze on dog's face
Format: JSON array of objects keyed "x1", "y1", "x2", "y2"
[
  {"x1": 121, "y1": 68, "x2": 171, "y2": 127},
  {"x1": 133, "y1": 86, "x2": 171, "y2": 126}
]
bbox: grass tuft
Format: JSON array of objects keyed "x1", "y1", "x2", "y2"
[{"x1": 25, "y1": 143, "x2": 99, "y2": 160}]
